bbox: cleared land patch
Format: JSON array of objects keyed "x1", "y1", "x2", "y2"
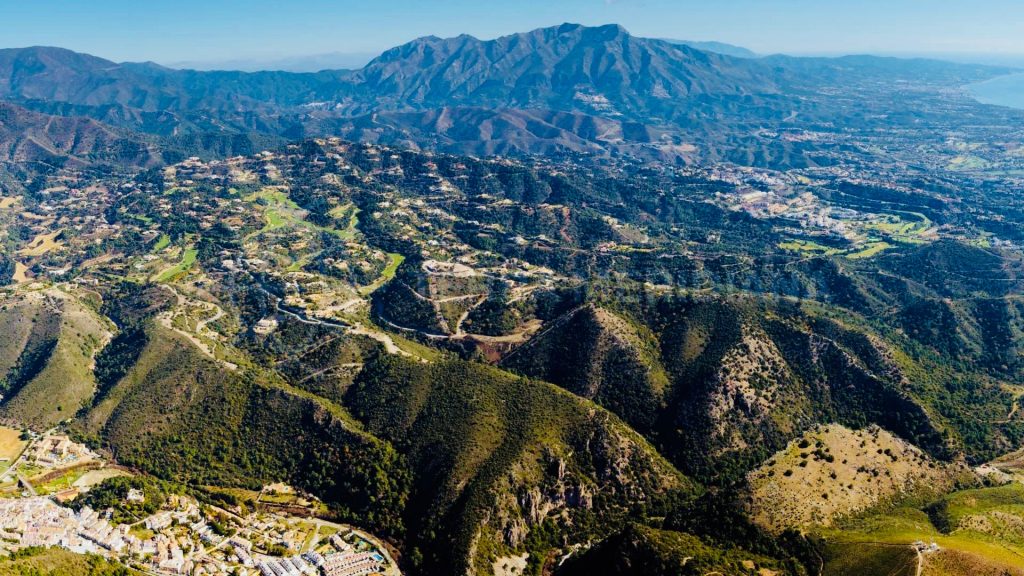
[
  {"x1": 17, "y1": 230, "x2": 63, "y2": 257},
  {"x1": 747, "y1": 424, "x2": 966, "y2": 531},
  {"x1": 73, "y1": 467, "x2": 132, "y2": 489},
  {"x1": 11, "y1": 263, "x2": 28, "y2": 283},
  {"x1": 0, "y1": 427, "x2": 27, "y2": 473}
]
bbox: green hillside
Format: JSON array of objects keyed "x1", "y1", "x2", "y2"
[
  {"x1": 78, "y1": 324, "x2": 410, "y2": 535},
  {"x1": 0, "y1": 132, "x2": 1022, "y2": 576},
  {"x1": 558, "y1": 524, "x2": 802, "y2": 576},
  {"x1": 501, "y1": 293, "x2": 973, "y2": 482},
  {"x1": 346, "y1": 355, "x2": 696, "y2": 575},
  {"x1": 502, "y1": 305, "x2": 669, "y2": 432},
  {"x1": 820, "y1": 485, "x2": 1024, "y2": 576},
  {"x1": 0, "y1": 289, "x2": 112, "y2": 428},
  {"x1": 0, "y1": 547, "x2": 136, "y2": 576}
]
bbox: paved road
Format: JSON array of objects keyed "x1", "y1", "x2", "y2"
[
  {"x1": 16, "y1": 473, "x2": 36, "y2": 496},
  {"x1": 254, "y1": 281, "x2": 415, "y2": 358}
]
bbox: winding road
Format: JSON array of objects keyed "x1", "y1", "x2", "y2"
[{"x1": 253, "y1": 282, "x2": 414, "y2": 358}]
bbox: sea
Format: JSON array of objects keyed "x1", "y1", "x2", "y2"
[{"x1": 969, "y1": 73, "x2": 1024, "y2": 110}]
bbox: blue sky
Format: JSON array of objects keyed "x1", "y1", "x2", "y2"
[{"x1": 2, "y1": 0, "x2": 1022, "y2": 64}]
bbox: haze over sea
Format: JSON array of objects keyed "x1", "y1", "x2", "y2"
[{"x1": 970, "y1": 73, "x2": 1024, "y2": 109}]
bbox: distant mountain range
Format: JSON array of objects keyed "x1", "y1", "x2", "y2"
[
  {"x1": 667, "y1": 39, "x2": 760, "y2": 58},
  {"x1": 0, "y1": 101, "x2": 154, "y2": 166},
  {"x1": 166, "y1": 40, "x2": 758, "y2": 73},
  {"x1": 0, "y1": 23, "x2": 1015, "y2": 166},
  {"x1": 167, "y1": 51, "x2": 380, "y2": 73}
]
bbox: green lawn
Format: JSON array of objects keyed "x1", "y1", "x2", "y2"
[
  {"x1": 339, "y1": 206, "x2": 360, "y2": 239},
  {"x1": 328, "y1": 204, "x2": 361, "y2": 240},
  {"x1": 948, "y1": 155, "x2": 989, "y2": 171},
  {"x1": 821, "y1": 487, "x2": 1024, "y2": 574},
  {"x1": 246, "y1": 188, "x2": 303, "y2": 233},
  {"x1": 130, "y1": 526, "x2": 156, "y2": 540},
  {"x1": 265, "y1": 208, "x2": 288, "y2": 230},
  {"x1": 249, "y1": 188, "x2": 361, "y2": 239},
  {"x1": 151, "y1": 234, "x2": 170, "y2": 253},
  {"x1": 34, "y1": 466, "x2": 90, "y2": 495},
  {"x1": 359, "y1": 253, "x2": 405, "y2": 296},
  {"x1": 155, "y1": 248, "x2": 199, "y2": 283},
  {"x1": 864, "y1": 212, "x2": 932, "y2": 245},
  {"x1": 778, "y1": 239, "x2": 843, "y2": 256},
  {"x1": 286, "y1": 254, "x2": 313, "y2": 272},
  {"x1": 246, "y1": 188, "x2": 301, "y2": 210},
  {"x1": 846, "y1": 241, "x2": 893, "y2": 260}
]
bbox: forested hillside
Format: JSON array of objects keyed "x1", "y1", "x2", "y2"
[{"x1": 0, "y1": 88, "x2": 1023, "y2": 574}]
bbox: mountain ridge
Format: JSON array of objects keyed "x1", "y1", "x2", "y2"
[{"x1": 0, "y1": 24, "x2": 1015, "y2": 167}]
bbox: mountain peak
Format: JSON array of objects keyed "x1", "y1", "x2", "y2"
[
  {"x1": 382, "y1": 23, "x2": 634, "y2": 57},
  {"x1": 553, "y1": 22, "x2": 628, "y2": 34},
  {"x1": 588, "y1": 22, "x2": 630, "y2": 36},
  {"x1": 532, "y1": 22, "x2": 631, "y2": 43},
  {"x1": 556, "y1": 22, "x2": 585, "y2": 34},
  {"x1": 0, "y1": 46, "x2": 118, "y2": 68},
  {"x1": 667, "y1": 39, "x2": 760, "y2": 58},
  {"x1": 354, "y1": 22, "x2": 773, "y2": 116}
]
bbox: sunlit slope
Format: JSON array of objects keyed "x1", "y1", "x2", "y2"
[
  {"x1": 0, "y1": 289, "x2": 112, "y2": 428},
  {"x1": 346, "y1": 355, "x2": 696, "y2": 575}
]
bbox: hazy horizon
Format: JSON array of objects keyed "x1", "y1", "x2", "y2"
[
  {"x1": 11, "y1": 37, "x2": 1024, "y2": 76},
  {"x1": 4, "y1": 0, "x2": 1024, "y2": 68},
  {"x1": 161, "y1": 45, "x2": 1024, "y2": 74}
]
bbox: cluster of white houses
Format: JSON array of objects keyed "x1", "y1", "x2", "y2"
[
  {"x1": 0, "y1": 495, "x2": 387, "y2": 576},
  {"x1": 256, "y1": 532, "x2": 385, "y2": 576}
]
